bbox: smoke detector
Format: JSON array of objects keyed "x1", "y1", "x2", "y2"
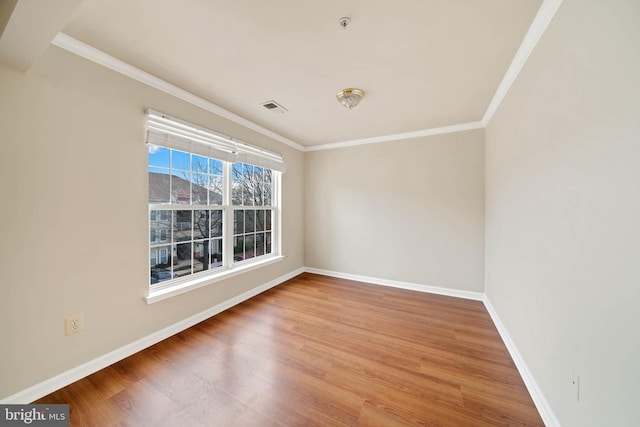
[{"x1": 339, "y1": 17, "x2": 351, "y2": 29}]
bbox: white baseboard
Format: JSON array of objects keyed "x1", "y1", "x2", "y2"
[
  {"x1": 306, "y1": 267, "x2": 559, "y2": 425},
  {"x1": 304, "y1": 267, "x2": 484, "y2": 301},
  {"x1": 482, "y1": 296, "x2": 560, "y2": 427},
  {"x1": 1, "y1": 267, "x2": 304, "y2": 404},
  {"x1": 3, "y1": 265, "x2": 560, "y2": 427}
]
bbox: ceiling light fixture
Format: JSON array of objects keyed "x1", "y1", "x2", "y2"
[{"x1": 336, "y1": 88, "x2": 365, "y2": 110}]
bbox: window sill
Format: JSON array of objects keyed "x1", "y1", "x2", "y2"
[{"x1": 145, "y1": 255, "x2": 284, "y2": 304}]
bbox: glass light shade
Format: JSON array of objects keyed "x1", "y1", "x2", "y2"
[{"x1": 336, "y1": 88, "x2": 365, "y2": 110}]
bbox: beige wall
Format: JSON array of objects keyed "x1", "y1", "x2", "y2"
[
  {"x1": 305, "y1": 130, "x2": 485, "y2": 292},
  {"x1": 0, "y1": 46, "x2": 304, "y2": 399},
  {"x1": 4, "y1": 5, "x2": 638, "y2": 424},
  {"x1": 485, "y1": 1, "x2": 640, "y2": 426}
]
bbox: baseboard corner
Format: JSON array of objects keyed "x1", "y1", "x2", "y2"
[{"x1": 482, "y1": 295, "x2": 561, "y2": 427}]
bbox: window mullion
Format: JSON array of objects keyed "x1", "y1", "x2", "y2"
[
  {"x1": 273, "y1": 171, "x2": 281, "y2": 256},
  {"x1": 223, "y1": 161, "x2": 233, "y2": 269}
]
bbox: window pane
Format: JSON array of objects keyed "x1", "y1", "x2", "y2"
[
  {"x1": 232, "y1": 164, "x2": 243, "y2": 205},
  {"x1": 172, "y1": 150, "x2": 190, "y2": 171},
  {"x1": 256, "y1": 166, "x2": 264, "y2": 181},
  {"x1": 266, "y1": 232, "x2": 272, "y2": 254},
  {"x1": 192, "y1": 155, "x2": 208, "y2": 174},
  {"x1": 210, "y1": 210, "x2": 223, "y2": 238},
  {"x1": 242, "y1": 180, "x2": 254, "y2": 205},
  {"x1": 255, "y1": 167, "x2": 264, "y2": 203},
  {"x1": 264, "y1": 178, "x2": 272, "y2": 206},
  {"x1": 245, "y1": 210, "x2": 255, "y2": 233},
  {"x1": 193, "y1": 240, "x2": 207, "y2": 273},
  {"x1": 232, "y1": 182, "x2": 241, "y2": 206},
  {"x1": 173, "y1": 210, "x2": 192, "y2": 242},
  {"x1": 194, "y1": 210, "x2": 209, "y2": 239},
  {"x1": 148, "y1": 145, "x2": 170, "y2": 168},
  {"x1": 234, "y1": 236, "x2": 244, "y2": 261},
  {"x1": 209, "y1": 176, "x2": 223, "y2": 205},
  {"x1": 255, "y1": 210, "x2": 265, "y2": 232},
  {"x1": 149, "y1": 168, "x2": 170, "y2": 203},
  {"x1": 174, "y1": 243, "x2": 192, "y2": 278},
  {"x1": 210, "y1": 239, "x2": 223, "y2": 268},
  {"x1": 254, "y1": 181, "x2": 264, "y2": 206},
  {"x1": 266, "y1": 210, "x2": 272, "y2": 231},
  {"x1": 245, "y1": 235, "x2": 255, "y2": 260},
  {"x1": 150, "y1": 245, "x2": 172, "y2": 285},
  {"x1": 150, "y1": 267, "x2": 173, "y2": 285},
  {"x1": 241, "y1": 163, "x2": 254, "y2": 206},
  {"x1": 256, "y1": 233, "x2": 265, "y2": 257},
  {"x1": 192, "y1": 173, "x2": 208, "y2": 204},
  {"x1": 234, "y1": 210, "x2": 244, "y2": 234},
  {"x1": 171, "y1": 173, "x2": 191, "y2": 204},
  {"x1": 150, "y1": 210, "x2": 171, "y2": 245},
  {"x1": 210, "y1": 159, "x2": 223, "y2": 176}
]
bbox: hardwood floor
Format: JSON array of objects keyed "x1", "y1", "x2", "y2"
[{"x1": 35, "y1": 273, "x2": 543, "y2": 426}]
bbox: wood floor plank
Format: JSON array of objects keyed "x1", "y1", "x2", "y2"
[{"x1": 34, "y1": 273, "x2": 543, "y2": 426}]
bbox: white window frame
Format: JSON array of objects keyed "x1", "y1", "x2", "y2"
[{"x1": 146, "y1": 110, "x2": 284, "y2": 303}]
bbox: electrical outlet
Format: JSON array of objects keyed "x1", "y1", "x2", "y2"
[{"x1": 64, "y1": 314, "x2": 84, "y2": 336}]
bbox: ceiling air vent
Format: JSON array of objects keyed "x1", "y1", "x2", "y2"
[{"x1": 261, "y1": 100, "x2": 288, "y2": 114}]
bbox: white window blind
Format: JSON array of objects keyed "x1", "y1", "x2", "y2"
[{"x1": 145, "y1": 109, "x2": 286, "y2": 173}]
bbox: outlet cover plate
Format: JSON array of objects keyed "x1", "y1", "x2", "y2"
[{"x1": 64, "y1": 314, "x2": 84, "y2": 336}]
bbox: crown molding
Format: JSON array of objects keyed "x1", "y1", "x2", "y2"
[
  {"x1": 51, "y1": 0, "x2": 562, "y2": 153},
  {"x1": 305, "y1": 121, "x2": 485, "y2": 152},
  {"x1": 306, "y1": 0, "x2": 563, "y2": 152},
  {"x1": 482, "y1": 0, "x2": 563, "y2": 124},
  {"x1": 51, "y1": 33, "x2": 306, "y2": 152}
]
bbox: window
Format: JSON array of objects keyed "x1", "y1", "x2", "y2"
[
  {"x1": 232, "y1": 163, "x2": 273, "y2": 262},
  {"x1": 146, "y1": 110, "x2": 284, "y2": 292}
]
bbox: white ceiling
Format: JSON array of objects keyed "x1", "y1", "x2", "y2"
[
  {"x1": 0, "y1": 0, "x2": 82, "y2": 71},
  {"x1": 2, "y1": 0, "x2": 550, "y2": 149}
]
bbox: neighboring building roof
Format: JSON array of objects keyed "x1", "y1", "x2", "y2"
[{"x1": 149, "y1": 172, "x2": 221, "y2": 204}]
